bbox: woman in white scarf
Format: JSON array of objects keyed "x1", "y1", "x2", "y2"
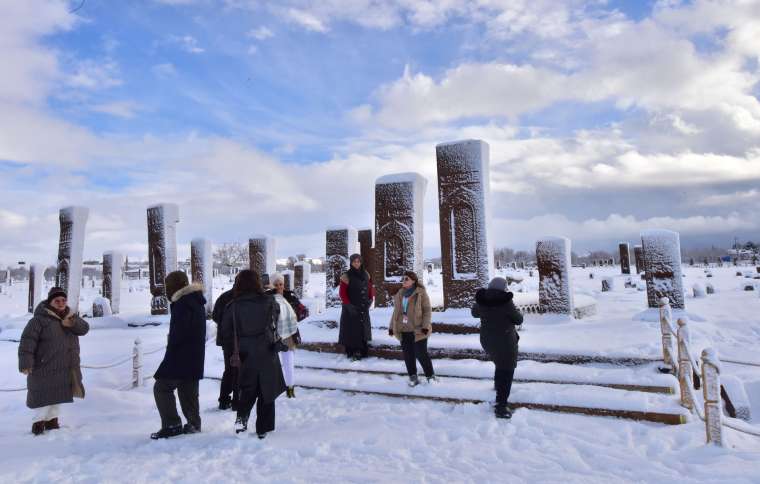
[{"x1": 269, "y1": 273, "x2": 301, "y2": 398}]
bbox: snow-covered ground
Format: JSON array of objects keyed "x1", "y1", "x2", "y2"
[{"x1": 1, "y1": 265, "x2": 759, "y2": 483}]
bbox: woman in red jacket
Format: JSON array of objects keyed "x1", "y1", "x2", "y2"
[{"x1": 338, "y1": 254, "x2": 375, "y2": 360}]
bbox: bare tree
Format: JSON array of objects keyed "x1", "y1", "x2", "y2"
[{"x1": 214, "y1": 242, "x2": 249, "y2": 270}]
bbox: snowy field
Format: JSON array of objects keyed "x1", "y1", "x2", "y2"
[{"x1": 1, "y1": 265, "x2": 760, "y2": 483}]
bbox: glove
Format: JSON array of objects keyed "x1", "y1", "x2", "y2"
[
  {"x1": 388, "y1": 328, "x2": 394, "y2": 336},
  {"x1": 21, "y1": 368, "x2": 32, "y2": 375},
  {"x1": 421, "y1": 328, "x2": 429, "y2": 335},
  {"x1": 293, "y1": 329, "x2": 302, "y2": 346}
]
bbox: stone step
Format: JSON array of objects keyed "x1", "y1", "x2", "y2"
[
  {"x1": 294, "y1": 351, "x2": 676, "y2": 394},
  {"x1": 298, "y1": 341, "x2": 661, "y2": 366},
  {"x1": 294, "y1": 367, "x2": 687, "y2": 425}
]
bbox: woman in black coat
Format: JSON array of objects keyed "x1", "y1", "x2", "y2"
[
  {"x1": 471, "y1": 277, "x2": 523, "y2": 419},
  {"x1": 338, "y1": 254, "x2": 375, "y2": 360},
  {"x1": 221, "y1": 270, "x2": 286, "y2": 438}
]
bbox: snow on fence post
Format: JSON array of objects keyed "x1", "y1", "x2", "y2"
[
  {"x1": 190, "y1": 238, "x2": 213, "y2": 318},
  {"x1": 132, "y1": 338, "x2": 144, "y2": 388},
  {"x1": 676, "y1": 318, "x2": 694, "y2": 410},
  {"x1": 436, "y1": 140, "x2": 494, "y2": 309},
  {"x1": 374, "y1": 173, "x2": 427, "y2": 307},
  {"x1": 325, "y1": 227, "x2": 358, "y2": 308},
  {"x1": 701, "y1": 348, "x2": 723, "y2": 446},
  {"x1": 147, "y1": 203, "x2": 179, "y2": 315},
  {"x1": 536, "y1": 236, "x2": 574, "y2": 315},
  {"x1": 641, "y1": 229, "x2": 685, "y2": 310},
  {"x1": 658, "y1": 297, "x2": 675, "y2": 373},
  {"x1": 28, "y1": 263, "x2": 44, "y2": 313},
  {"x1": 56, "y1": 206, "x2": 89, "y2": 314}
]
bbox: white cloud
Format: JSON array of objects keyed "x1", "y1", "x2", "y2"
[
  {"x1": 89, "y1": 101, "x2": 141, "y2": 118},
  {"x1": 152, "y1": 63, "x2": 178, "y2": 78},
  {"x1": 169, "y1": 35, "x2": 205, "y2": 53},
  {"x1": 284, "y1": 8, "x2": 328, "y2": 32},
  {"x1": 66, "y1": 59, "x2": 123, "y2": 89},
  {"x1": 247, "y1": 26, "x2": 274, "y2": 40}
]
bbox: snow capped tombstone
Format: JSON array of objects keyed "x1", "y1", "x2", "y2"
[
  {"x1": 706, "y1": 283, "x2": 715, "y2": 294},
  {"x1": 282, "y1": 269, "x2": 294, "y2": 291},
  {"x1": 92, "y1": 296, "x2": 112, "y2": 317},
  {"x1": 641, "y1": 229, "x2": 685, "y2": 310},
  {"x1": 191, "y1": 238, "x2": 213, "y2": 318},
  {"x1": 436, "y1": 140, "x2": 494, "y2": 308},
  {"x1": 693, "y1": 283, "x2": 706, "y2": 298},
  {"x1": 103, "y1": 251, "x2": 123, "y2": 314},
  {"x1": 249, "y1": 236, "x2": 276, "y2": 285},
  {"x1": 294, "y1": 261, "x2": 310, "y2": 299},
  {"x1": 27, "y1": 263, "x2": 44, "y2": 313},
  {"x1": 536, "y1": 236, "x2": 574, "y2": 315},
  {"x1": 427, "y1": 263, "x2": 433, "y2": 273},
  {"x1": 619, "y1": 243, "x2": 631, "y2": 275},
  {"x1": 358, "y1": 228, "x2": 374, "y2": 280},
  {"x1": 326, "y1": 227, "x2": 358, "y2": 308},
  {"x1": 56, "y1": 206, "x2": 89, "y2": 314},
  {"x1": 601, "y1": 277, "x2": 613, "y2": 292},
  {"x1": 147, "y1": 203, "x2": 179, "y2": 315},
  {"x1": 374, "y1": 173, "x2": 427, "y2": 307}
]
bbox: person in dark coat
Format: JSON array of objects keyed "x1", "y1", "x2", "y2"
[
  {"x1": 471, "y1": 277, "x2": 524, "y2": 419},
  {"x1": 151, "y1": 271, "x2": 207, "y2": 439},
  {"x1": 221, "y1": 269, "x2": 286, "y2": 438},
  {"x1": 18, "y1": 287, "x2": 89, "y2": 435},
  {"x1": 212, "y1": 285, "x2": 237, "y2": 410},
  {"x1": 338, "y1": 254, "x2": 375, "y2": 360}
]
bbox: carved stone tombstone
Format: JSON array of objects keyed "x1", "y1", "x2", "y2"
[
  {"x1": 358, "y1": 229, "x2": 374, "y2": 279},
  {"x1": 28, "y1": 263, "x2": 44, "y2": 313},
  {"x1": 56, "y1": 206, "x2": 89, "y2": 313},
  {"x1": 147, "y1": 203, "x2": 179, "y2": 315},
  {"x1": 294, "y1": 261, "x2": 310, "y2": 299},
  {"x1": 374, "y1": 173, "x2": 427, "y2": 307},
  {"x1": 641, "y1": 229, "x2": 685, "y2": 310},
  {"x1": 191, "y1": 238, "x2": 213, "y2": 318},
  {"x1": 103, "y1": 251, "x2": 123, "y2": 314},
  {"x1": 634, "y1": 245, "x2": 644, "y2": 274},
  {"x1": 436, "y1": 140, "x2": 493, "y2": 308},
  {"x1": 249, "y1": 236, "x2": 276, "y2": 286},
  {"x1": 536, "y1": 236, "x2": 574, "y2": 315},
  {"x1": 282, "y1": 269, "x2": 294, "y2": 291},
  {"x1": 619, "y1": 243, "x2": 631, "y2": 275},
  {"x1": 326, "y1": 227, "x2": 358, "y2": 308}
]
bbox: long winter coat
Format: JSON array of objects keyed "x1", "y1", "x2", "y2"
[
  {"x1": 221, "y1": 293, "x2": 286, "y2": 403},
  {"x1": 471, "y1": 289, "x2": 524, "y2": 369},
  {"x1": 389, "y1": 285, "x2": 432, "y2": 343},
  {"x1": 18, "y1": 302, "x2": 90, "y2": 409},
  {"x1": 154, "y1": 283, "x2": 207, "y2": 381},
  {"x1": 212, "y1": 289, "x2": 234, "y2": 347},
  {"x1": 338, "y1": 268, "x2": 374, "y2": 349}
]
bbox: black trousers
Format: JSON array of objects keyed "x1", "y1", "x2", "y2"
[
  {"x1": 345, "y1": 340, "x2": 368, "y2": 358},
  {"x1": 219, "y1": 347, "x2": 239, "y2": 405},
  {"x1": 154, "y1": 378, "x2": 201, "y2": 430},
  {"x1": 494, "y1": 367, "x2": 516, "y2": 406},
  {"x1": 238, "y1": 380, "x2": 275, "y2": 435},
  {"x1": 400, "y1": 332, "x2": 434, "y2": 378}
]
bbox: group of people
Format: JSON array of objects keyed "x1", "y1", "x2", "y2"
[{"x1": 17, "y1": 253, "x2": 523, "y2": 437}]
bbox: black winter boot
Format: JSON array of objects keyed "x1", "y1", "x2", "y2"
[
  {"x1": 150, "y1": 425, "x2": 184, "y2": 439},
  {"x1": 183, "y1": 423, "x2": 201, "y2": 434},
  {"x1": 495, "y1": 405, "x2": 512, "y2": 419},
  {"x1": 32, "y1": 421, "x2": 46, "y2": 436},
  {"x1": 45, "y1": 418, "x2": 60, "y2": 430},
  {"x1": 235, "y1": 415, "x2": 248, "y2": 434}
]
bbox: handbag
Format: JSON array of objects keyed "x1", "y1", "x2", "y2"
[{"x1": 229, "y1": 305, "x2": 242, "y2": 368}]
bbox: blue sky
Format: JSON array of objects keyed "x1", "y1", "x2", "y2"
[{"x1": 1, "y1": 0, "x2": 759, "y2": 262}]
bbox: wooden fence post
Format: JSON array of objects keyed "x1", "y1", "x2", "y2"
[
  {"x1": 701, "y1": 348, "x2": 723, "y2": 446},
  {"x1": 132, "y1": 338, "x2": 143, "y2": 388},
  {"x1": 677, "y1": 318, "x2": 694, "y2": 410},
  {"x1": 658, "y1": 297, "x2": 675, "y2": 373}
]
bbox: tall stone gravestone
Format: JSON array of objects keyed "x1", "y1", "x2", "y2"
[
  {"x1": 28, "y1": 263, "x2": 44, "y2": 313},
  {"x1": 147, "y1": 203, "x2": 179, "y2": 315},
  {"x1": 191, "y1": 238, "x2": 213, "y2": 318},
  {"x1": 249, "y1": 236, "x2": 276, "y2": 285},
  {"x1": 634, "y1": 245, "x2": 644, "y2": 274},
  {"x1": 282, "y1": 269, "x2": 294, "y2": 291},
  {"x1": 103, "y1": 251, "x2": 123, "y2": 314},
  {"x1": 619, "y1": 243, "x2": 631, "y2": 275},
  {"x1": 358, "y1": 229, "x2": 374, "y2": 279},
  {"x1": 536, "y1": 236, "x2": 574, "y2": 315},
  {"x1": 436, "y1": 140, "x2": 493, "y2": 308},
  {"x1": 374, "y1": 173, "x2": 427, "y2": 307},
  {"x1": 56, "y1": 206, "x2": 89, "y2": 313},
  {"x1": 326, "y1": 227, "x2": 358, "y2": 308},
  {"x1": 641, "y1": 229, "x2": 685, "y2": 309},
  {"x1": 294, "y1": 261, "x2": 310, "y2": 299}
]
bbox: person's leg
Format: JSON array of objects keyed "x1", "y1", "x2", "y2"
[
  {"x1": 177, "y1": 379, "x2": 201, "y2": 431},
  {"x1": 494, "y1": 366, "x2": 516, "y2": 418},
  {"x1": 255, "y1": 381, "x2": 276, "y2": 435},
  {"x1": 43, "y1": 405, "x2": 61, "y2": 430},
  {"x1": 414, "y1": 338, "x2": 435, "y2": 378},
  {"x1": 153, "y1": 379, "x2": 182, "y2": 429},
  {"x1": 400, "y1": 332, "x2": 418, "y2": 377},
  {"x1": 279, "y1": 350, "x2": 295, "y2": 388},
  {"x1": 219, "y1": 347, "x2": 233, "y2": 407}
]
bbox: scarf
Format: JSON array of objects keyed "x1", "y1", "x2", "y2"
[
  {"x1": 402, "y1": 285, "x2": 416, "y2": 315},
  {"x1": 274, "y1": 293, "x2": 299, "y2": 338}
]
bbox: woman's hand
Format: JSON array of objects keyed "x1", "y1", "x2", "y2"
[
  {"x1": 388, "y1": 328, "x2": 394, "y2": 336},
  {"x1": 21, "y1": 368, "x2": 32, "y2": 375},
  {"x1": 421, "y1": 328, "x2": 429, "y2": 335}
]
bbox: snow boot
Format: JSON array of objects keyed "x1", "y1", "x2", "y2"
[
  {"x1": 183, "y1": 423, "x2": 201, "y2": 434},
  {"x1": 495, "y1": 405, "x2": 512, "y2": 419},
  {"x1": 235, "y1": 416, "x2": 248, "y2": 434},
  {"x1": 257, "y1": 432, "x2": 267, "y2": 439},
  {"x1": 408, "y1": 375, "x2": 419, "y2": 387},
  {"x1": 218, "y1": 399, "x2": 232, "y2": 411},
  {"x1": 150, "y1": 425, "x2": 184, "y2": 439},
  {"x1": 45, "y1": 418, "x2": 60, "y2": 430},
  {"x1": 32, "y1": 421, "x2": 45, "y2": 436},
  {"x1": 426, "y1": 375, "x2": 438, "y2": 384},
  {"x1": 286, "y1": 387, "x2": 295, "y2": 398}
]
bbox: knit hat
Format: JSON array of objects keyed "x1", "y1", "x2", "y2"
[
  {"x1": 488, "y1": 277, "x2": 507, "y2": 292},
  {"x1": 47, "y1": 287, "x2": 67, "y2": 303},
  {"x1": 164, "y1": 271, "x2": 189, "y2": 301}
]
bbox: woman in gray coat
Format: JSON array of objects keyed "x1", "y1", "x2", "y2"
[{"x1": 18, "y1": 287, "x2": 89, "y2": 435}]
